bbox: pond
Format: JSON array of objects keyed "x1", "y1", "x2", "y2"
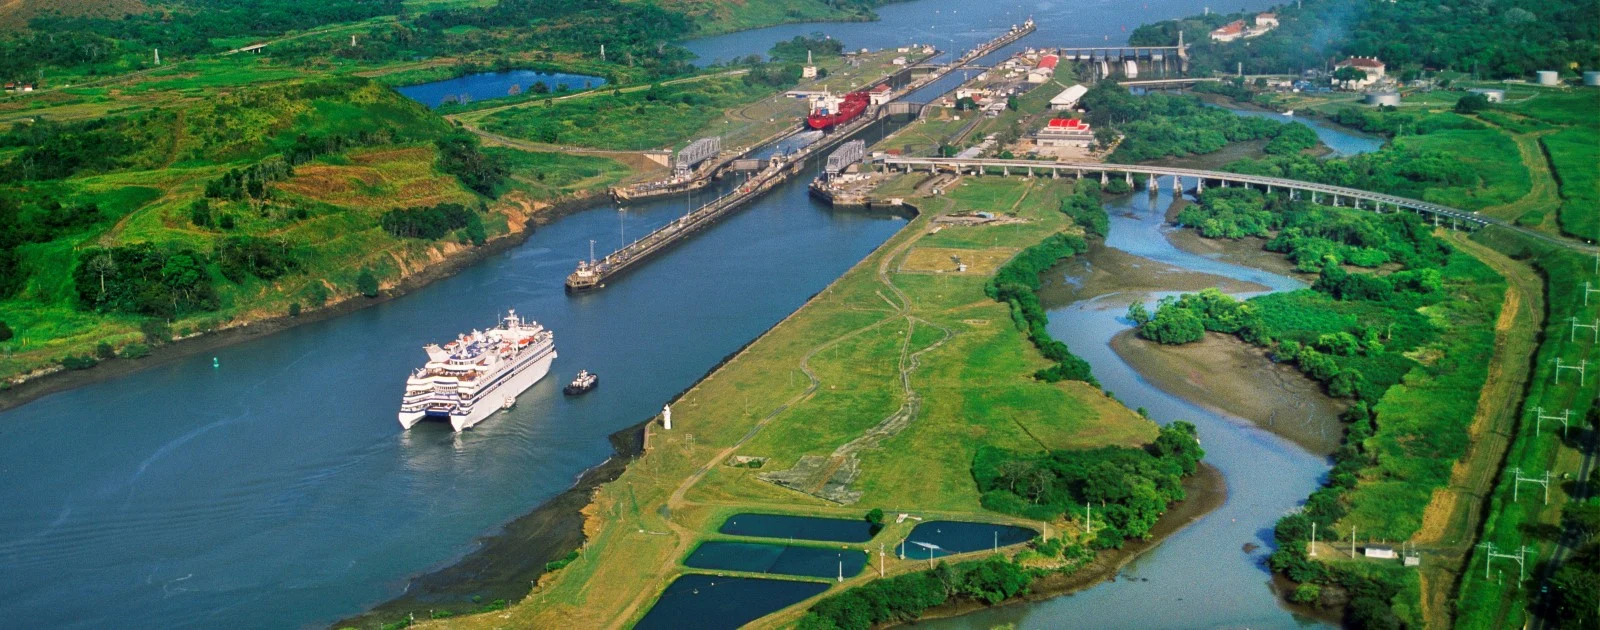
[
  {"x1": 395, "y1": 69, "x2": 606, "y2": 108},
  {"x1": 718, "y1": 513, "x2": 878, "y2": 543},
  {"x1": 897, "y1": 521, "x2": 1037, "y2": 560},
  {"x1": 684, "y1": 542, "x2": 867, "y2": 579},
  {"x1": 633, "y1": 575, "x2": 830, "y2": 630}
]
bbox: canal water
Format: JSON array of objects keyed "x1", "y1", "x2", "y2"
[
  {"x1": 396, "y1": 69, "x2": 606, "y2": 108},
  {"x1": 0, "y1": 150, "x2": 905, "y2": 628}
]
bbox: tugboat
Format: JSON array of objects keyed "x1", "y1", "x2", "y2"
[{"x1": 563, "y1": 370, "x2": 599, "y2": 396}]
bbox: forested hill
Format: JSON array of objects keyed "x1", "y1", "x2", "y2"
[
  {"x1": 0, "y1": 0, "x2": 896, "y2": 84},
  {"x1": 1130, "y1": 0, "x2": 1600, "y2": 79}
]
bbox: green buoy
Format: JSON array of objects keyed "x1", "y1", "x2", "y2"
[{"x1": 213, "y1": 357, "x2": 220, "y2": 368}]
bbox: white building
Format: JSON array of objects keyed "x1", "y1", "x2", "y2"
[
  {"x1": 1049, "y1": 84, "x2": 1089, "y2": 111},
  {"x1": 1334, "y1": 56, "x2": 1387, "y2": 87},
  {"x1": 1363, "y1": 545, "x2": 1398, "y2": 560},
  {"x1": 1033, "y1": 118, "x2": 1095, "y2": 148}
]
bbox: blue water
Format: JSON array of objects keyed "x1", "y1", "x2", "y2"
[
  {"x1": 899, "y1": 521, "x2": 1038, "y2": 559},
  {"x1": 718, "y1": 513, "x2": 879, "y2": 543},
  {"x1": 396, "y1": 69, "x2": 606, "y2": 108},
  {"x1": 684, "y1": 542, "x2": 868, "y2": 578},
  {"x1": 0, "y1": 156, "x2": 904, "y2": 629},
  {"x1": 1219, "y1": 105, "x2": 1386, "y2": 157},
  {"x1": 633, "y1": 575, "x2": 830, "y2": 630},
  {"x1": 923, "y1": 182, "x2": 1328, "y2": 629}
]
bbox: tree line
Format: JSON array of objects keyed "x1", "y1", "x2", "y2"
[
  {"x1": 1130, "y1": 0, "x2": 1599, "y2": 79},
  {"x1": 974, "y1": 422, "x2": 1205, "y2": 549},
  {"x1": 1079, "y1": 83, "x2": 1320, "y2": 162}
]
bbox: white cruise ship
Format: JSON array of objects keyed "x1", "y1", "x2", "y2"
[{"x1": 398, "y1": 310, "x2": 556, "y2": 432}]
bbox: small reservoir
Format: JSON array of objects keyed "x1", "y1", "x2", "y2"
[
  {"x1": 900, "y1": 521, "x2": 1037, "y2": 559},
  {"x1": 685, "y1": 542, "x2": 866, "y2": 579},
  {"x1": 718, "y1": 513, "x2": 878, "y2": 543},
  {"x1": 634, "y1": 574, "x2": 830, "y2": 630},
  {"x1": 396, "y1": 69, "x2": 605, "y2": 108}
]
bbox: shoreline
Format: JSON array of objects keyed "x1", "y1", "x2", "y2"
[
  {"x1": 900, "y1": 463, "x2": 1228, "y2": 626},
  {"x1": 329, "y1": 206, "x2": 915, "y2": 627},
  {"x1": 0, "y1": 192, "x2": 608, "y2": 415}
]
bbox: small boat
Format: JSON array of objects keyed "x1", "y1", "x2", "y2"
[
  {"x1": 563, "y1": 370, "x2": 599, "y2": 396},
  {"x1": 1282, "y1": 110, "x2": 1295, "y2": 116},
  {"x1": 502, "y1": 396, "x2": 516, "y2": 410}
]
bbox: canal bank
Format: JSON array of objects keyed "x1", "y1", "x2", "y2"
[{"x1": 0, "y1": 149, "x2": 908, "y2": 629}]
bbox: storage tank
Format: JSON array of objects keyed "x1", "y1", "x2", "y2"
[
  {"x1": 1584, "y1": 71, "x2": 1600, "y2": 87},
  {"x1": 1536, "y1": 70, "x2": 1560, "y2": 86},
  {"x1": 1365, "y1": 91, "x2": 1401, "y2": 106}
]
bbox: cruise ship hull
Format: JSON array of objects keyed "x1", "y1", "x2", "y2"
[{"x1": 397, "y1": 349, "x2": 556, "y2": 432}]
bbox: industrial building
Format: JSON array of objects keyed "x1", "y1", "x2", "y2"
[
  {"x1": 1033, "y1": 118, "x2": 1095, "y2": 149},
  {"x1": 1028, "y1": 54, "x2": 1059, "y2": 83},
  {"x1": 1049, "y1": 84, "x2": 1089, "y2": 110}
]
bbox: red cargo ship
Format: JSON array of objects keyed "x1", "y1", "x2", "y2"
[{"x1": 806, "y1": 90, "x2": 871, "y2": 130}]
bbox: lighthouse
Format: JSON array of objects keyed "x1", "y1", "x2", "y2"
[{"x1": 662, "y1": 404, "x2": 672, "y2": 430}]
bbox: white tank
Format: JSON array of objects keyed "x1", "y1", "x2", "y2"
[
  {"x1": 1365, "y1": 92, "x2": 1401, "y2": 107},
  {"x1": 1584, "y1": 71, "x2": 1600, "y2": 87},
  {"x1": 1536, "y1": 70, "x2": 1560, "y2": 86}
]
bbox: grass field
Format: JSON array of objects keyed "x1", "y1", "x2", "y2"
[
  {"x1": 425, "y1": 176, "x2": 1158, "y2": 630},
  {"x1": 1450, "y1": 228, "x2": 1600, "y2": 629}
]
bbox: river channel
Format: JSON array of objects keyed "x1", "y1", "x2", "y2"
[{"x1": 0, "y1": 1, "x2": 1348, "y2": 628}]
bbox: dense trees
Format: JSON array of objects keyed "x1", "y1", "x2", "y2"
[
  {"x1": 73, "y1": 245, "x2": 220, "y2": 318},
  {"x1": 205, "y1": 157, "x2": 295, "y2": 202},
  {"x1": 380, "y1": 203, "x2": 484, "y2": 242},
  {"x1": 974, "y1": 423, "x2": 1204, "y2": 548},
  {"x1": 434, "y1": 134, "x2": 509, "y2": 197},
  {"x1": 1078, "y1": 84, "x2": 1321, "y2": 162},
  {"x1": 797, "y1": 556, "x2": 1035, "y2": 629},
  {"x1": 0, "y1": 114, "x2": 170, "y2": 183},
  {"x1": 215, "y1": 237, "x2": 298, "y2": 283},
  {"x1": 769, "y1": 34, "x2": 844, "y2": 62},
  {"x1": 1130, "y1": 0, "x2": 1600, "y2": 80}
]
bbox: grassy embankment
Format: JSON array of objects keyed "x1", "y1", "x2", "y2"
[
  {"x1": 1449, "y1": 230, "x2": 1599, "y2": 628},
  {"x1": 0, "y1": 77, "x2": 594, "y2": 383},
  {"x1": 1198, "y1": 87, "x2": 1599, "y2": 627},
  {"x1": 424, "y1": 176, "x2": 1166, "y2": 630}
]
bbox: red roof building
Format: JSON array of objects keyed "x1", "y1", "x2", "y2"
[
  {"x1": 1036, "y1": 118, "x2": 1095, "y2": 148},
  {"x1": 1210, "y1": 20, "x2": 1247, "y2": 42},
  {"x1": 1037, "y1": 54, "x2": 1059, "y2": 70}
]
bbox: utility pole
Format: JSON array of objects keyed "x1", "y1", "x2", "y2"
[
  {"x1": 1535, "y1": 407, "x2": 1572, "y2": 438},
  {"x1": 1585, "y1": 281, "x2": 1600, "y2": 306},
  {"x1": 1310, "y1": 521, "x2": 1317, "y2": 557},
  {"x1": 1572, "y1": 316, "x2": 1600, "y2": 343},
  {"x1": 879, "y1": 543, "x2": 885, "y2": 577},
  {"x1": 1085, "y1": 502, "x2": 1093, "y2": 535},
  {"x1": 1509, "y1": 466, "x2": 1554, "y2": 504},
  {"x1": 1554, "y1": 358, "x2": 1589, "y2": 386},
  {"x1": 1351, "y1": 526, "x2": 1357, "y2": 559}
]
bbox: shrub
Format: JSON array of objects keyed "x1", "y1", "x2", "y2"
[
  {"x1": 96, "y1": 341, "x2": 116, "y2": 360},
  {"x1": 0, "y1": 319, "x2": 11, "y2": 342},
  {"x1": 356, "y1": 268, "x2": 380, "y2": 298},
  {"x1": 140, "y1": 319, "x2": 172, "y2": 345},
  {"x1": 288, "y1": 302, "x2": 302, "y2": 317},
  {"x1": 120, "y1": 343, "x2": 151, "y2": 359},
  {"x1": 62, "y1": 354, "x2": 97, "y2": 370}
]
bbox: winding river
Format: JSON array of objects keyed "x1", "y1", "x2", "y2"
[{"x1": 0, "y1": 1, "x2": 1372, "y2": 628}]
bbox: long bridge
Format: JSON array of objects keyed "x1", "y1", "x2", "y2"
[{"x1": 881, "y1": 156, "x2": 1493, "y2": 228}]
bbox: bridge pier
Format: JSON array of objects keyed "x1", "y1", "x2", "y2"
[
  {"x1": 1002, "y1": 166, "x2": 1008, "y2": 177},
  {"x1": 1195, "y1": 178, "x2": 1204, "y2": 193},
  {"x1": 1148, "y1": 174, "x2": 1157, "y2": 194},
  {"x1": 1052, "y1": 168, "x2": 1059, "y2": 179},
  {"x1": 1311, "y1": 191, "x2": 1318, "y2": 204},
  {"x1": 1290, "y1": 189, "x2": 1298, "y2": 201},
  {"x1": 1100, "y1": 171, "x2": 1109, "y2": 186},
  {"x1": 1267, "y1": 184, "x2": 1273, "y2": 195},
  {"x1": 1172, "y1": 176, "x2": 1182, "y2": 194},
  {"x1": 1125, "y1": 172, "x2": 1134, "y2": 187}
]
